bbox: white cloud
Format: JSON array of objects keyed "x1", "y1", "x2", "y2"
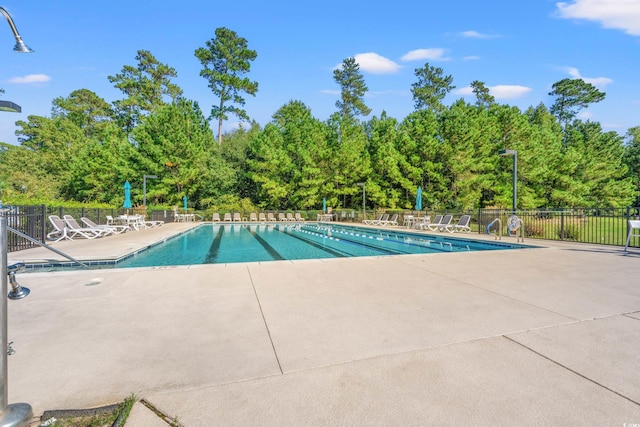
[
  {"x1": 8, "y1": 74, "x2": 51, "y2": 84},
  {"x1": 489, "y1": 85, "x2": 532, "y2": 99},
  {"x1": 457, "y1": 30, "x2": 498, "y2": 39},
  {"x1": 401, "y1": 48, "x2": 450, "y2": 62},
  {"x1": 321, "y1": 89, "x2": 340, "y2": 95},
  {"x1": 353, "y1": 53, "x2": 401, "y2": 74},
  {"x1": 563, "y1": 66, "x2": 613, "y2": 88},
  {"x1": 556, "y1": 0, "x2": 640, "y2": 36},
  {"x1": 463, "y1": 55, "x2": 481, "y2": 61},
  {"x1": 577, "y1": 110, "x2": 593, "y2": 120},
  {"x1": 456, "y1": 85, "x2": 532, "y2": 100}
]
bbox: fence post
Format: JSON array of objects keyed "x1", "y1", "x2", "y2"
[
  {"x1": 560, "y1": 208, "x2": 565, "y2": 240},
  {"x1": 40, "y1": 205, "x2": 46, "y2": 244}
]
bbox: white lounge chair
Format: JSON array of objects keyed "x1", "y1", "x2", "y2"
[
  {"x1": 47, "y1": 215, "x2": 69, "y2": 241},
  {"x1": 259, "y1": 213, "x2": 267, "y2": 222},
  {"x1": 380, "y1": 213, "x2": 399, "y2": 226},
  {"x1": 233, "y1": 212, "x2": 242, "y2": 222},
  {"x1": 372, "y1": 214, "x2": 389, "y2": 226},
  {"x1": 62, "y1": 215, "x2": 109, "y2": 239},
  {"x1": 223, "y1": 213, "x2": 232, "y2": 222},
  {"x1": 249, "y1": 213, "x2": 258, "y2": 222},
  {"x1": 81, "y1": 216, "x2": 129, "y2": 234},
  {"x1": 133, "y1": 214, "x2": 164, "y2": 229},
  {"x1": 286, "y1": 213, "x2": 296, "y2": 221},
  {"x1": 446, "y1": 215, "x2": 471, "y2": 233},
  {"x1": 421, "y1": 215, "x2": 441, "y2": 230},
  {"x1": 212, "y1": 213, "x2": 221, "y2": 222},
  {"x1": 363, "y1": 214, "x2": 383, "y2": 225},
  {"x1": 267, "y1": 213, "x2": 277, "y2": 222},
  {"x1": 427, "y1": 214, "x2": 453, "y2": 232},
  {"x1": 277, "y1": 212, "x2": 287, "y2": 221},
  {"x1": 137, "y1": 214, "x2": 164, "y2": 228},
  {"x1": 294, "y1": 212, "x2": 306, "y2": 222}
]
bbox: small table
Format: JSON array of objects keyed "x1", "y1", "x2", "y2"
[{"x1": 317, "y1": 214, "x2": 333, "y2": 222}]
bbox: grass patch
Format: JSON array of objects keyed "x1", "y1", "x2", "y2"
[{"x1": 41, "y1": 393, "x2": 136, "y2": 427}]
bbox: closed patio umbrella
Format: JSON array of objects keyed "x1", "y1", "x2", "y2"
[
  {"x1": 183, "y1": 195, "x2": 188, "y2": 212},
  {"x1": 322, "y1": 198, "x2": 327, "y2": 213},
  {"x1": 415, "y1": 186, "x2": 423, "y2": 211},
  {"x1": 123, "y1": 181, "x2": 132, "y2": 211}
]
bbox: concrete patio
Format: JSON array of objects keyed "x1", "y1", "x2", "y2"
[{"x1": 5, "y1": 223, "x2": 640, "y2": 426}]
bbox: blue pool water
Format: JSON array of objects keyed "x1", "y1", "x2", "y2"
[
  {"x1": 112, "y1": 223, "x2": 526, "y2": 268},
  {"x1": 27, "y1": 223, "x2": 530, "y2": 271}
]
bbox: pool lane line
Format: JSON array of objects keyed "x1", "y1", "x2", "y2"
[
  {"x1": 297, "y1": 225, "x2": 406, "y2": 256},
  {"x1": 275, "y1": 226, "x2": 351, "y2": 257},
  {"x1": 305, "y1": 225, "x2": 463, "y2": 254},
  {"x1": 246, "y1": 226, "x2": 285, "y2": 261},
  {"x1": 203, "y1": 225, "x2": 225, "y2": 263}
]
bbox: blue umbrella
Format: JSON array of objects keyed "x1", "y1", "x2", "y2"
[
  {"x1": 415, "y1": 186, "x2": 423, "y2": 211},
  {"x1": 123, "y1": 181, "x2": 132, "y2": 209},
  {"x1": 322, "y1": 198, "x2": 327, "y2": 213},
  {"x1": 183, "y1": 195, "x2": 188, "y2": 212}
]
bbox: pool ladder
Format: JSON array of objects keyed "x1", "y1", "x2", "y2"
[
  {"x1": 486, "y1": 217, "x2": 525, "y2": 242},
  {"x1": 486, "y1": 218, "x2": 502, "y2": 240}
]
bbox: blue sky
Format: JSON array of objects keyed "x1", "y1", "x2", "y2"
[{"x1": 1, "y1": 0, "x2": 639, "y2": 145}]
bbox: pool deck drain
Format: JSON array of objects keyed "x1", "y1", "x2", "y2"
[{"x1": 6, "y1": 222, "x2": 640, "y2": 426}]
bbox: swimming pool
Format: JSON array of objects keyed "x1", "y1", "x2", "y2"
[{"x1": 31, "y1": 223, "x2": 530, "y2": 271}]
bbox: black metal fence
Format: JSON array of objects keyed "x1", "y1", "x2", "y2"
[
  {"x1": 477, "y1": 207, "x2": 640, "y2": 247},
  {"x1": 2, "y1": 205, "x2": 48, "y2": 252},
  {"x1": 2, "y1": 204, "x2": 640, "y2": 252}
]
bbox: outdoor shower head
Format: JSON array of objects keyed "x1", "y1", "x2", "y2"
[
  {"x1": 7, "y1": 262, "x2": 29, "y2": 300},
  {"x1": 0, "y1": 7, "x2": 34, "y2": 53}
]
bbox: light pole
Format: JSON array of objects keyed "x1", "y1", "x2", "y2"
[
  {"x1": 0, "y1": 7, "x2": 34, "y2": 427},
  {"x1": 143, "y1": 175, "x2": 158, "y2": 206},
  {"x1": 356, "y1": 182, "x2": 365, "y2": 221},
  {"x1": 498, "y1": 149, "x2": 517, "y2": 214}
]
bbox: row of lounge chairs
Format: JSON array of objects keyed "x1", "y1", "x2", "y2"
[
  {"x1": 413, "y1": 214, "x2": 471, "y2": 233},
  {"x1": 47, "y1": 214, "x2": 163, "y2": 241},
  {"x1": 363, "y1": 213, "x2": 471, "y2": 233},
  {"x1": 362, "y1": 213, "x2": 399, "y2": 226},
  {"x1": 212, "y1": 212, "x2": 306, "y2": 222}
]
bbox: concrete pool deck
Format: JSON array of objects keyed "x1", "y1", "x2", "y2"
[{"x1": 5, "y1": 222, "x2": 640, "y2": 426}]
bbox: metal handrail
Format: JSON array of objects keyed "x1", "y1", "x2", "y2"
[{"x1": 7, "y1": 226, "x2": 87, "y2": 267}]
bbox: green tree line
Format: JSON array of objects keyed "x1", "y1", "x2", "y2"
[{"x1": 1, "y1": 28, "x2": 638, "y2": 212}]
